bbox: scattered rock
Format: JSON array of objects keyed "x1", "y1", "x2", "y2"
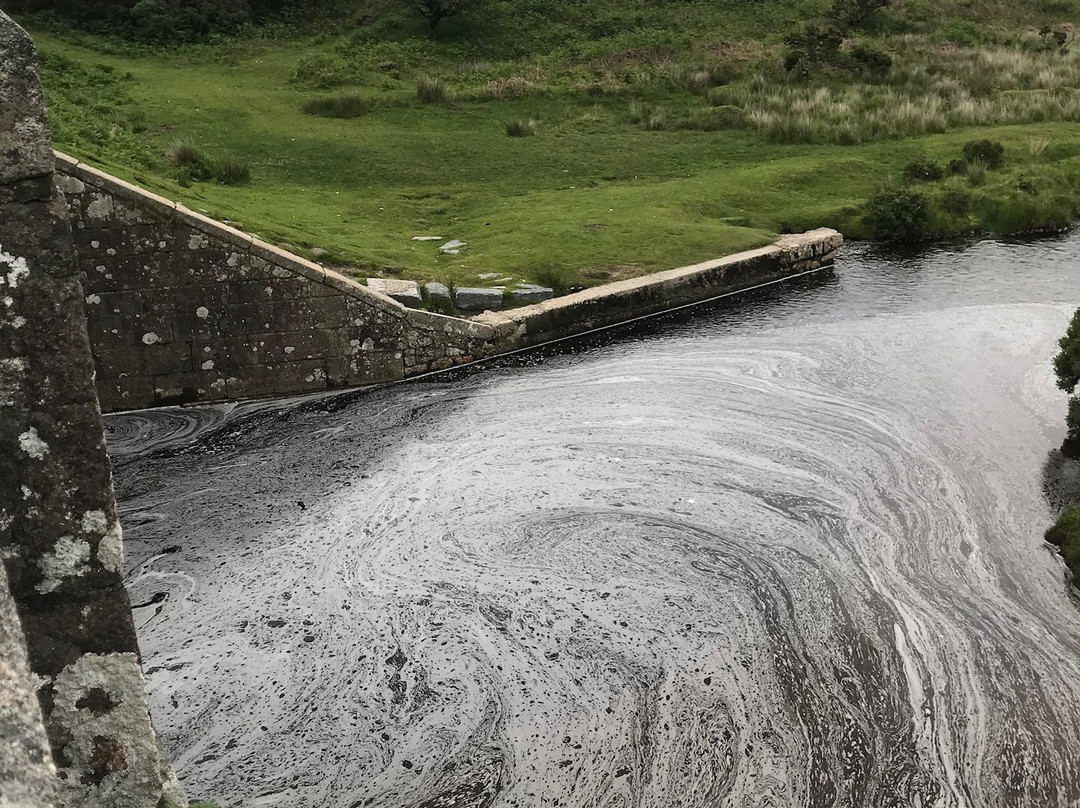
[
  {"x1": 411, "y1": 236, "x2": 442, "y2": 242},
  {"x1": 454, "y1": 287, "x2": 504, "y2": 311},
  {"x1": 366, "y1": 278, "x2": 423, "y2": 307},
  {"x1": 478, "y1": 272, "x2": 500, "y2": 280},
  {"x1": 439, "y1": 239, "x2": 466, "y2": 254}
]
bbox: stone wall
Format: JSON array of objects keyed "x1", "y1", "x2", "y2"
[
  {"x1": 56, "y1": 155, "x2": 496, "y2": 412},
  {"x1": 56, "y1": 156, "x2": 841, "y2": 413},
  {"x1": 474, "y1": 229, "x2": 843, "y2": 349},
  {"x1": 0, "y1": 12, "x2": 183, "y2": 808}
]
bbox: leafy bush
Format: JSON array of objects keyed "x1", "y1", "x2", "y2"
[
  {"x1": 290, "y1": 54, "x2": 357, "y2": 90},
  {"x1": 947, "y1": 158, "x2": 968, "y2": 175},
  {"x1": 505, "y1": 118, "x2": 537, "y2": 137},
  {"x1": 962, "y1": 139, "x2": 1005, "y2": 169},
  {"x1": 865, "y1": 188, "x2": 930, "y2": 241},
  {"x1": 940, "y1": 188, "x2": 971, "y2": 216},
  {"x1": 1045, "y1": 505, "x2": 1080, "y2": 580},
  {"x1": 1054, "y1": 308, "x2": 1080, "y2": 396},
  {"x1": 902, "y1": 158, "x2": 943, "y2": 183},
  {"x1": 417, "y1": 76, "x2": 453, "y2": 103},
  {"x1": 850, "y1": 46, "x2": 892, "y2": 77},
  {"x1": 301, "y1": 93, "x2": 369, "y2": 119}
]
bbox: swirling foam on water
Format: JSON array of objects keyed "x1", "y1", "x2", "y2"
[{"x1": 110, "y1": 238, "x2": 1080, "y2": 807}]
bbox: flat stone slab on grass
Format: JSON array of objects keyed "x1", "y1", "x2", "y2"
[
  {"x1": 367, "y1": 278, "x2": 423, "y2": 307},
  {"x1": 455, "y1": 287, "x2": 504, "y2": 311},
  {"x1": 506, "y1": 284, "x2": 554, "y2": 305}
]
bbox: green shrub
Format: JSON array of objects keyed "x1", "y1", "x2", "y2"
[
  {"x1": 850, "y1": 45, "x2": 892, "y2": 77},
  {"x1": 902, "y1": 158, "x2": 943, "y2": 183},
  {"x1": 417, "y1": 76, "x2": 452, "y2": 103},
  {"x1": 940, "y1": 188, "x2": 971, "y2": 216},
  {"x1": 962, "y1": 139, "x2": 1005, "y2": 169},
  {"x1": 505, "y1": 118, "x2": 537, "y2": 137},
  {"x1": 1054, "y1": 308, "x2": 1080, "y2": 395},
  {"x1": 290, "y1": 54, "x2": 356, "y2": 90},
  {"x1": 1045, "y1": 505, "x2": 1080, "y2": 581},
  {"x1": 947, "y1": 158, "x2": 968, "y2": 175},
  {"x1": 301, "y1": 93, "x2": 369, "y2": 119},
  {"x1": 865, "y1": 187, "x2": 930, "y2": 241}
]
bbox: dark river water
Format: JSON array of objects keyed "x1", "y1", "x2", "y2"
[{"x1": 107, "y1": 235, "x2": 1080, "y2": 808}]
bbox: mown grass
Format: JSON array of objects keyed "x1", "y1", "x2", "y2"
[{"x1": 25, "y1": 0, "x2": 1080, "y2": 288}]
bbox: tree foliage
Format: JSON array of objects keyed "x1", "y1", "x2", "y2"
[{"x1": 1054, "y1": 308, "x2": 1080, "y2": 392}]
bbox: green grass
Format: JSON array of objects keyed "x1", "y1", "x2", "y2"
[{"x1": 25, "y1": 0, "x2": 1080, "y2": 288}]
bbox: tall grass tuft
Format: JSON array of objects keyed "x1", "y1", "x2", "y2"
[
  {"x1": 168, "y1": 139, "x2": 205, "y2": 168},
  {"x1": 533, "y1": 264, "x2": 576, "y2": 295},
  {"x1": 505, "y1": 118, "x2": 537, "y2": 137},
  {"x1": 301, "y1": 93, "x2": 369, "y2": 119},
  {"x1": 417, "y1": 76, "x2": 452, "y2": 104},
  {"x1": 209, "y1": 155, "x2": 251, "y2": 185}
]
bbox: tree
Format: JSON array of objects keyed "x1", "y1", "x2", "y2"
[
  {"x1": 1054, "y1": 308, "x2": 1080, "y2": 437},
  {"x1": 415, "y1": 0, "x2": 474, "y2": 38}
]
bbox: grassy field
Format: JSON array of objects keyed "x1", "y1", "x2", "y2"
[{"x1": 24, "y1": 0, "x2": 1080, "y2": 289}]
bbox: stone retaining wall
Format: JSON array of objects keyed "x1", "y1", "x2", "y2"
[
  {"x1": 474, "y1": 229, "x2": 843, "y2": 349},
  {"x1": 56, "y1": 159, "x2": 840, "y2": 413},
  {"x1": 56, "y1": 154, "x2": 496, "y2": 412}
]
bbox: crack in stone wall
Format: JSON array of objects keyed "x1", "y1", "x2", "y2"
[{"x1": 0, "y1": 11, "x2": 184, "y2": 807}]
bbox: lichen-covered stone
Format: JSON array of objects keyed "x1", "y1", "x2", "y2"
[
  {"x1": 0, "y1": 568, "x2": 56, "y2": 808},
  {"x1": 0, "y1": 11, "x2": 184, "y2": 807}
]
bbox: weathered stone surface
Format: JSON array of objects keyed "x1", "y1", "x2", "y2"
[
  {"x1": 454, "y1": 286, "x2": 504, "y2": 311},
  {"x1": 0, "y1": 16, "x2": 52, "y2": 185},
  {"x1": 0, "y1": 568, "x2": 56, "y2": 808},
  {"x1": 506, "y1": 284, "x2": 554, "y2": 306},
  {"x1": 0, "y1": 12, "x2": 183, "y2": 807},
  {"x1": 423, "y1": 281, "x2": 452, "y2": 306},
  {"x1": 367, "y1": 277, "x2": 423, "y2": 307}
]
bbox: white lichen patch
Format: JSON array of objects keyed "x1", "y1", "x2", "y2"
[
  {"x1": 81, "y1": 510, "x2": 108, "y2": 535},
  {"x1": 86, "y1": 194, "x2": 114, "y2": 222},
  {"x1": 97, "y1": 522, "x2": 123, "y2": 573},
  {"x1": 21, "y1": 485, "x2": 32, "y2": 499},
  {"x1": 3, "y1": 296, "x2": 12, "y2": 307},
  {"x1": 142, "y1": 333, "x2": 160, "y2": 345},
  {"x1": 36, "y1": 535, "x2": 91, "y2": 593},
  {"x1": 51, "y1": 652, "x2": 166, "y2": 808},
  {"x1": 227, "y1": 252, "x2": 241, "y2": 267},
  {"x1": 0, "y1": 246, "x2": 30, "y2": 288},
  {"x1": 9, "y1": 315, "x2": 25, "y2": 328},
  {"x1": 86, "y1": 294, "x2": 101, "y2": 305},
  {"x1": 18, "y1": 427, "x2": 49, "y2": 459},
  {"x1": 188, "y1": 232, "x2": 210, "y2": 250},
  {"x1": 196, "y1": 306, "x2": 209, "y2": 319},
  {"x1": 201, "y1": 360, "x2": 215, "y2": 370}
]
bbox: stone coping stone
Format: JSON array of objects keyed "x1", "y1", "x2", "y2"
[
  {"x1": 507, "y1": 284, "x2": 553, "y2": 305},
  {"x1": 424, "y1": 281, "x2": 452, "y2": 304},
  {"x1": 367, "y1": 278, "x2": 423, "y2": 307},
  {"x1": 455, "y1": 287, "x2": 504, "y2": 311}
]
